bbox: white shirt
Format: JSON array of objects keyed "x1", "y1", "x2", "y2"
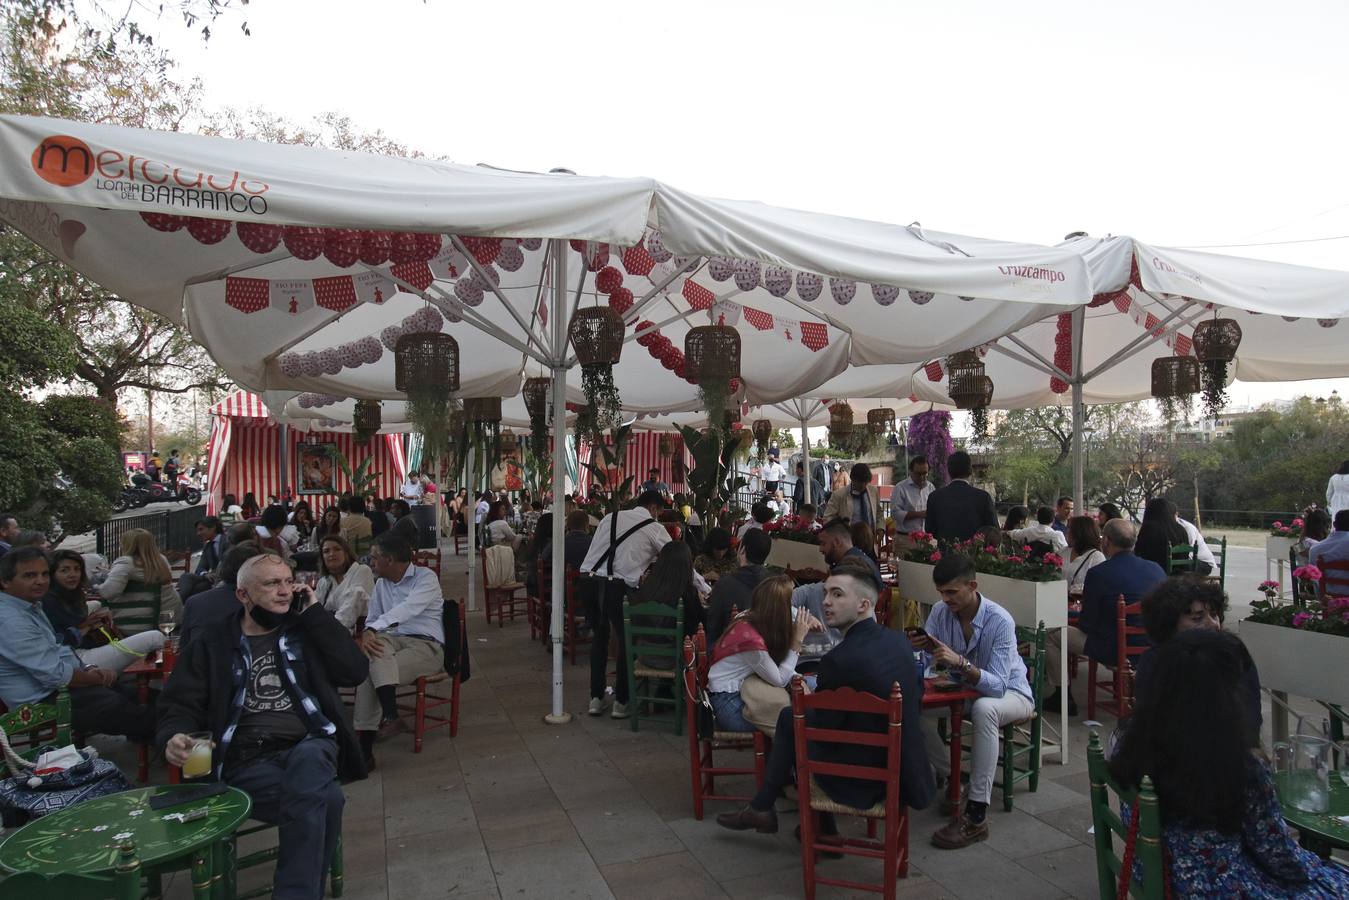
[
  {"x1": 486, "y1": 519, "x2": 519, "y2": 546},
  {"x1": 400, "y1": 479, "x2": 424, "y2": 501},
  {"x1": 1061, "y1": 548, "x2": 1105, "y2": 594},
  {"x1": 366, "y1": 563, "x2": 444, "y2": 641},
  {"x1": 891, "y1": 476, "x2": 935, "y2": 534},
  {"x1": 736, "y1": 520, "x2": 764, "y2": 542},
  {"x1": 315, "y1": 563, "x2": 375, "y2": 630},
  {"x1": 1009, "y1": 522, "x2": 1068, "y2": 554},
  {"x1": 579, "y1": 507, "x2": 671, "y2": 588},
  {"x1": 761, "y1": 460, "x2": 786, "y2": 483},
  {"x1": 474, "y1": 500, "x2": 490, "y2": 524},
  {"x1": 708, "y1": 646, "x2": 799, "y2": 694},
  {"x1": 1177, "y1": 518, "x2": 1216, "y2": 567}
]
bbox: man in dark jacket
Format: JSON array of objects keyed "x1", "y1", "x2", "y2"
[
  {"x1": 179, "y1": 541, "x2": 261, "y2": 648},
  {"x1": 924, "y1": 451, "x2": 997, "y2": 544},
  {"x1": 704, "y1": 528, "x2": 772, "y2": 645},
  {"x1": 158, "y1": 553, "x2": 369, "y2": 900},
  {"x1": 717, "y1": 559, "x2": 934, "y2": 835},
  {"x1": 389, "y1": 500, "x2": 420, "y2": 548}
]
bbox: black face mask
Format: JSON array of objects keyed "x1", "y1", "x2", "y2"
[{"x1": 248, "y1": 603, "x2": 298, "y2": 630}]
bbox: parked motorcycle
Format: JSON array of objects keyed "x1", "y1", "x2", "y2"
[{"x1": 120, "y1": 472, "x2": 202, "y2": 508}]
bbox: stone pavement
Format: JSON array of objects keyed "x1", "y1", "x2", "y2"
[{"x1": 86, "y1": 553, "x2": 1301, "y2": 900}]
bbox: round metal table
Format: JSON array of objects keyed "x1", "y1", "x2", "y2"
[
  {"x1": 1274, "y1": 771, "x2": 1349, "y2": 859},
  {"x1": 0, "y1": 784, "x2": 251, "y2": 899}
]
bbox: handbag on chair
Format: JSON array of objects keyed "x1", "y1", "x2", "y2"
[{"x1": 0, "y1": 725, "x2": 133, "y2": 827}]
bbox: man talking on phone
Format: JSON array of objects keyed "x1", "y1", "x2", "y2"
[{"x1": 157, "y1": 553, "x2": 369, "y2": 900}]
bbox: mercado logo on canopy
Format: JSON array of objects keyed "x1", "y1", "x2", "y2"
[{"x1": 31, "y1": 134, "x2": 272, "y2": 215}]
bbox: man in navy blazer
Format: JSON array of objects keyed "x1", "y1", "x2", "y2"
[
  {"x1": 1045, "y1": 519, "x2": 1166, "y2": 714},
  {"x1": 923, "y1": 451, "x2": 997, "y2": 545},
  {"x1": 716, "y1": 559, "x2": 935, "y2": 836}
]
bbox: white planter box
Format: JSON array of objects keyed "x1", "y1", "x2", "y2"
[
  {"x1": 1238, "y1": 620, "x2": 1349, "y2": 708},
  {"x1": 766, "y1": 539, "x2": 827, "y2": 572},
  {"x1": 1266, "y1": 535, "x2": 1298, "y2": 565},
  {"x1": 894, "y1": 561, "x2": 1068, "y2": 629}
]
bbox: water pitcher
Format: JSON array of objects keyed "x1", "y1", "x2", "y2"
[{"x1": 1274, "y1": 734, "x2": 1331, "y2": 814}]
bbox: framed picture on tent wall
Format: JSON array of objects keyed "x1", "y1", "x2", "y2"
[{"x1": 298, "y1": 442, "x2": 337, "y2": 495}]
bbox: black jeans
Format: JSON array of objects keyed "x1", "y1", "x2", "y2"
[
  {"x1": 225, "y1": 736, "x2": 344, "y2": 900},
  {"x1": 69, "y1": 685, "x2": 154, "y2": 741},
  {"x1": 587, "y1": 579, "x2": 630, "y2": 704}
]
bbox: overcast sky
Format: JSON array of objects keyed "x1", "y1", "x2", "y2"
[{"x1": 147, "y1": 0, "x2": 1349, "y2": 408}]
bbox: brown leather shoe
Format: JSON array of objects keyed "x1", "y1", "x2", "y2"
[
  {"x1": 376, "y1": 717, "x2": 409, "y2": 742},
  {"x1": 939, "y1": 787, "x2": 968, "y2": 818},
  {"x1": 715, "y1": 804, "x2": 779, "y2": 833},
  {"x1": 931, "y1": 814, "x2": 989, "y2": 849}
]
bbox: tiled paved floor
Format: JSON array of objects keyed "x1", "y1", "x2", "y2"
[{"x1": 77, "y1": 554, "x2": 1313, "y2": 899}]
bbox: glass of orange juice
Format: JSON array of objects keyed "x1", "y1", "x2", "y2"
[{"x1": 182, "y1": 731, "x2": 214, "y2": 780}]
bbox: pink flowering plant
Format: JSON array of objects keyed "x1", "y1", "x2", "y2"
[
  {"x1": 902, "y1": 532, "x2": 1064, "y2": 582},
  {"x1": 762, "y1": 514, "x2": 820, "y2": 544},
  {"x1": 1268, "y1": 517, "x2": 1305, "y2": 538},
  {"x1": 1248, "y1": 565, "x2": 1349, "y2": 637}
]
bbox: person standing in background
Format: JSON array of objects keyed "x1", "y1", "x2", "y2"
[{"x1": 1327, "y1": 460, "x2": 1349, "y2": 520}]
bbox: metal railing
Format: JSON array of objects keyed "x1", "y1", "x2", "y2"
[{"x1": 96, "y1": 504, "x2": 207, "y2": 557}]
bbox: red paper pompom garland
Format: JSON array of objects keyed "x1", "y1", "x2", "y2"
[
  {"x1": 185, "y1": 217, "x2": 232, "y2": 245},
  {"x1": 237, "y1": 221, "x2": 283, "y2": 253},
  {"x1": 359, "y1": 231, "x2": 393, "y2": 266},
  {"x1": 141, "y1": 212, "x2": 187, "y2": 232},
  {"x1": 284, "y1": 226, "x2": 326, "y2": 260},
  {"x1": 595, "y1": 266, "x2": 624, "y2": 294}
]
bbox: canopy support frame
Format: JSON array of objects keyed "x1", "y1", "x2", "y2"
[
  {"x1": 449, "y1": 235, "x2": 551, "y2": 358},
  {"x1": 545, "y1": 239, "x2": 574, "y2": 725}
]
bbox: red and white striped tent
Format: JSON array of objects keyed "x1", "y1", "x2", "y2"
[
  {"x1": 576, "y1": 431, "x2": 691, "y2": 497},
  {"x1": 205, "y1": 390, "x2": 407, "y2": 514}
]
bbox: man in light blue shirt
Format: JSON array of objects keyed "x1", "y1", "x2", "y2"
[
  {"x1": 354, "y1": 533, "x2": 445, "y2": 768},
  {"x1": 1309, "y1": 509, "x2": 1349, "y2": 572},
  {"x1": 0, "y1": 546, "x2": 154, "y2": 739},
  {"x1": 910, "y1": 553, "x2": 1034, "y2": 850}
]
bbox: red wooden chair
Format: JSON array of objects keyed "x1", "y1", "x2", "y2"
[
  {"x1": 875, "y1": 586, "x2": 893, "y2": 629},
  {"x1": 682, "y1": 627, "x2": 767, "y2": 820},
  {"x1": 1317, "y1": 558, "x2": 1349, "y2": 603},
  {"x1": 1086, "y1": 595, "x2": 1148, "y2": 721},
  {"x1": 529, "y1": 558, "x2": 553, "y2": 645},
  {"x1": 480, "y1": 546, "x2": 526, "y2": 627},
  {"x1": 395, "y1": 599, "x2": 466, "y2": 751},
  {"x1": 562, "y1": 567, "x2": 591, "y2": 665},
  {"x1": 790, "y1": 677, "x2": 910, "y2": 898},
  {"x1": 413, "y1": 547, "x2": 442, "y2": 576}
]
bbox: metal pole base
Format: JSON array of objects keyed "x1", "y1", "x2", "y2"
[{"x1": 543, "y1": 712, "x2": 574, "y2": 725}]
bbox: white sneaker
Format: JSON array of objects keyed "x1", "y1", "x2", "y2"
[
  {"x1": 588, "y1": 697, "x2": 607, "y2": 716},
  {"x1": 610, "y1": 702, "x2": 630, "y2": 720}
]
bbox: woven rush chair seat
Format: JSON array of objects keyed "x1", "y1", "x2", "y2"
[
  {"x1": 711, "y1": 729, "x2": 759, "y2": 743},
  {"x1": 807, "y1": 775, "x2": 886, "y2": 818},
  {"x1": 632, "y1": 664, "x2": 678, "y2": 680}
]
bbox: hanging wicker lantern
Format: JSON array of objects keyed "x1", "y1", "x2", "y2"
[
  {"x1": 522, "y1": 377, "x2": 551, "y2": 421},
  {"x1": 866, "y1": 407, "x2": 896, "y2": 435},
  {"x1": 737, "y1": 428, "x2": 754, "y2": 451},
  {"x1": 463, "y1": 396, "x2": 502, "y2": 424},
  {"x1": 684, "y1": 323, "x2": 741, "y2": 385},
  {"x1": 568, "y1": 306, "x2": 625, "y2": 366},
  {"x1": 658, "y1": 433, "x2": 676, "y2": 458},
  {"x1": 949, "y1": 376, "x2": 995, "y2": 410},
  {"x1": 723, "y1": 408, "x2": 742, "y2": 428},
  {"x1": 352, "y1": 399, "x2": 381, "y2": 441},
  {"x1": 500, "y1": 429, "x2": 518, "y2": 451},
  {"x1": 1150, "y1": 356, "x2": 1201, "y2": 398},
  {"x1": 828, "y1": 402, "x2": 854, "y2": 445},
  {"x1": 752, "y1": 419, "x2": 773, "y2": 445},
  {"x1": 945, "y1": 350, "x2": 988, "y2": 409},
  {"x1": 1192, "y1": 317, "x2": 1242, "y2": 363},
  {"x1": 394, "y1": 332, "x2": 459, "y2": 394}
]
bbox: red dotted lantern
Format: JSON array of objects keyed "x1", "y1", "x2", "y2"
[
  {"x1": 284, "y1": 226, "x2": 326, "y2": 260},
  {"x1": 359, "y1": 231, "x2": 392, "y2": 266},
  {"x1": 595, "y1": 266, "x2": 623, "y2": 294},
  {"x1": 608, "y1": 286, "x2": 634, "y2": 316},
  {"x1": 186, "y1": 217, "x2": 232, "y2": 245},
  {"x1": 141, "y1": 212, "x2": 186, "y2": 232},
  {"x1": 323, "y1": 229, "x2": 362, "y2": 268},
  {"x1": 461, "y1": 236, "x2": 501, "y2": 265},
  {"x1": 237, "y1": 221, "x2": 283, "y2": 254}
]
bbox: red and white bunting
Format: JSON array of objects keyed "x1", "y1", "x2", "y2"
[
  {"x1": 710, "y1": 299, "x2": 742, "y2": 326},
  {"x1": 353, "y1": 270, "x2": 396, "y2": 305},
  {"x1": 270, "y1": 279, "x2": 316, "y2": 317},
  {"x1": 1124, "y1": 294, "x2": 1193, "y2": 355}
]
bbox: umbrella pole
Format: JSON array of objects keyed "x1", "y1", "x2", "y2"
[
  {"x1": 800, "y1": 416, "x2": 811, "y2": 507},
  {"x1": 546, "y1": 240, "x2": 573, "y2": 725},
  {"x1": 465, "y1": 442, "x2": 476, "y2": 615}
]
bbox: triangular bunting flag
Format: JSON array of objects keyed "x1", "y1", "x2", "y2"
[
  {"x1": 799, "y1": 322, "x2": 829, "y2": 352},
  {"x1": 270, "y1": 279, "x2": 315, "y2": 316},
  {"x1": 225, "y1": 276, "x2": 269, "y2": 314}
]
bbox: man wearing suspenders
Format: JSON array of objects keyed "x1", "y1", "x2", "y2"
[{"x1": 578, "y1": 491, "x2": 671, "y2": 718}]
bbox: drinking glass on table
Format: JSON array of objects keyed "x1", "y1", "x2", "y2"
[
  {"x1": 1337, "y1": 742, "x2": 1349, "y2": 788},
  {"x1": 159, "y1": 610, "x2": 177, "y2": 639},
  {"x1": 181, "y1": 731, "x2": 215, "y2": 780}
]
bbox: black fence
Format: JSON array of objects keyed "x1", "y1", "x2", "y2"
[
  {"x1": 96, "y1": 504, "x2": 208, "y2": 557},
  {"x1": 1196, "y1": 508, "x2": 1301, "y2": 530}
]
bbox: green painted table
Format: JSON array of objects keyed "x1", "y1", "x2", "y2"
[
  {"x1": 1274, "y1": 771, "x2": 1349, "y2": 859},
  {"x1": 0, "y1": 785, "x2": 251, "y2": 899}
]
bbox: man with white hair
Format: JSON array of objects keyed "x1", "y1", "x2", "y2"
[{"x1": 157, "y1": 553, "x2": 369, "y2": 900}]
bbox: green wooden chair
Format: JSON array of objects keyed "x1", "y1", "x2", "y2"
[
  {"x1": 230, "y1": 827, "x2": 344, "y2": 899},
  {"x1": 997, "y1": 622, "x2": 1046, "y2": 811},
  {"x1": 1206, "y1": 536, "x2": 1227, "y2": 590},
  {"x1": 0, "y1": 840, "x2": 141, "y2": 900},
  {"x1": 1165, "y1": 542, "x2": 1196, "y2": 575},
  {"x1": 622, "y1": 599, "x2": 685, "y2": 735},
  {"x1": 0, "y1": 688, "x2": 72, "y2": 775},
  {"x1": 1088, "y1": 731, "x2": 1168, "y2": 900},
  {"x1": 102, "y1": 578, "x2": 167, "y2": 634}
]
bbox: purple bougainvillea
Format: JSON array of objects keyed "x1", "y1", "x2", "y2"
[{"x1": 907, "y1": 410, "x2": 954, "y2": 484}]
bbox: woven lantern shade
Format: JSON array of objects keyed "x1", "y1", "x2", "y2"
[
  {"x1": 352, "y1": 399, "x2": 381, "y2": 440},
  {"x1": 684, "y1": 324, "x2": 742, "y2": 385},
  {"x1": 951, "y1": 376, "x2": 995, "y2": 410},
  {"x1": 394, "y1": 332, "x2": 459, "y2": 394},
  {"x1": 752, "y1": 419, "x2": 773, "y2": 444},
  {"x1": 828, "y1": 402, "x2": 854, "y2": 433},
  {"x1": 1151, "y1": 356, "x2": 1201, "y2": 398},
  {"x1": 723, "y1": 408, "x2": 742, "y2": 427},
  {"x1": 1192, "y1": 318, "x2": 1242, "y2": 363},
  {"x1": 737, "y1": 428, "x2": 754, "y2": 451},
  {"x1": 569, "y1": 307, "x2": 625, "y2": 366},
  {"x1": 866, "y1": 407, "x2": 896, "y2": 435},
  {"x1": 463, "y1": 396, "x2": 502, "y2": 424},
  {"x1": 946, "y1": 350, "x2": 993, "y2": 409},
  {"x1": 522, "y1": 377, "x2": 550, "y2": 421},
  {"x1": 500, "y1": 429, "x2": 518, "y2": 451}
]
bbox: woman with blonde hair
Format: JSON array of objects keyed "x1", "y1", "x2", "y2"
[
  {"x1": 98, "y1": 528, "x2": 182, "y2": 634},
  {"x1": 707, "y1": 574, "x2": 821, "y2": 732},
  {"x1": 314, "y1": 535, "x2": 375, "y2": 630}
]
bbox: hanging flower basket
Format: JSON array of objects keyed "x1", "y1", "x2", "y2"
[
  {"x1": 1193, "y1": 317, "x2": 1241, "y2": 420},
  {"x1": 951, "y1": 376, "x2": 994, "y2": 411},
  {"x1": 1151, "y1": 356, "x2": 1201, "y2": 398},
  {"x1": 394, "y1": 332, "x2": 459, "y2": 394},
  {"x1": 828, "y1": 402, "x2": 854, "y2": 447},
  {"x1": 752, "y1": 418, "x2": 773, "y2": 459},
  {"x1": 522, "y1": 376, "x2": 551, "y2": 457},
  {"x1": 463, "y1": 396, "x2": 502, "y2": 425},
  {"x1": 352, "y1": 399, "x2": 381, "y2": 443},
  {"x1": 866, "y1": 407, "x2": 895, "y2": 435},
  {"x1": 686, "y1": 323, "x2": 742, "y2": 422},
  {"x1": 569, "y1": 307, "x2": 625, "y2": 366}
]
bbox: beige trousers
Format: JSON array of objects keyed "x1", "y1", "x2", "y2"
[{"x1": 354, "y1": 633, "x2": 445, "y2": 730}]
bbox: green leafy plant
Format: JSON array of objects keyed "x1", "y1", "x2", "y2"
[
  {"x1": 328, "y1": 448, "x2": 382, "y2": 499},
  {"x1": 579, "y1": 365, "x2": 622, "y2": 443},
  {"x1": 678, "y1": 422, "x2": 747, "y2": 530},
  {"x1": 582, "y1": 423, "x2": 635, "y2": 515}
]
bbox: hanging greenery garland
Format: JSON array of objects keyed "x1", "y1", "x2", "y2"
[
  {"x1": 1193, "y1": 317, "x2": 1241, "y2": 422},
  {"x1": 970, "y1": 406, "x2": 990, "y2": 443},
  {"x1": 522, "y1": 376, "x2": 551, "y2": 459}
]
